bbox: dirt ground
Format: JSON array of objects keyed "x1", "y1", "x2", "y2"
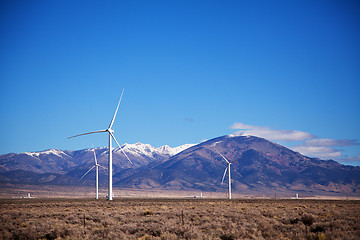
[{"x1": 1, "y1": 198, "x2": 359, "y2": 240}]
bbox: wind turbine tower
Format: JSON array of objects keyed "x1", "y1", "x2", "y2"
[
  {"x1": 68, "y1": 89, "x2": 132, "y2": 200},
  {"x1": 213, "y1": 148, "x2": 235, "y2": 200},
  {"x1": 80, "y1": 147, "x2": 107, "y2": 199}
]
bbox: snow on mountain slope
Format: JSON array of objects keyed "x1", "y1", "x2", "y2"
[
  {"x1": 24, "y1": 149, "x2": 71, "y2": 158},
  {"x1": 0, "y1": 142, "x2": 197, "y2": 176},
  {"x1": 1, "y1": 149, "x2": 76, "y2": 174},
  {"x1": 18, "y1": 143, "x2": 194, "y2": 162},
  {"x1": 117, "y1": 143, "x2": 195, "y2": 158},
  {"x1": 172, "y1": 144, "x2": 196, "y2": 155}
]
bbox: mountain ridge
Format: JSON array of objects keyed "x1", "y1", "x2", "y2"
[
  {"x1": 119, "y1": 135, "x2": 360, "y2": 195},
  {"x1": 1, "y1": 135, "x2": 359, "y2": 196},
  {"x1": 0, "y1": 143, "x2": 193, "y2": 174}
]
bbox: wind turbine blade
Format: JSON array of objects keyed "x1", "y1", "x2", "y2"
[
  {"x1": 110, "y1": 132, "x2": 133, "y2": 164},
  {"x1": 100, "y1": 166, "x2": 108, "y2": 175},
  {"x1": 80, "y1": 165, "x2": 95, "y2": 179},
  {"x1": 109, "y1": 89, "x2": 124, "y2": 129},
  {"x1": 92, "y1": 146, "x2": 98, "y2": 165},
  {"x1": 221, "y1": 167, "x2": 228, "y2": 185},
  {"x1": 99, "y1": 165, "x2": 108, "y2": 170},
  {"x1": 214, "y1": 148, "x2": 230, "y2": 164},
  {"x1": 68, "y1": 130, "x2": 107, "y2": 139}
]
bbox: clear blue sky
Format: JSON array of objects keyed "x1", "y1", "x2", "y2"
[{"x1": 1, "y1": 1, "x2": 359, "y2": 165}]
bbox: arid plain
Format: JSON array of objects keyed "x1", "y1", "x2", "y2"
[{"x1": 1, "y1": 191, "x2": 359, "y2": 239}]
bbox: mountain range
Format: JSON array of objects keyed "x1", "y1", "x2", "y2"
[
  {"x1": 1, "y1": 135, "x2": 359, "y2": 196},
  {"x1": 0, "y1": 143, "x2": 193, "y2": 186}
]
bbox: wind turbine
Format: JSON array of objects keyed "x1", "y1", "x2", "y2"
[
  {"x1": 80, "y1": 147, "x2": 107, "y2": 199},
  {"x1": 68, "y1": 89, "x2": 132, "y2": 200},
  {"x1": 213, "y1": 148, "x2": 235, "y2": 200}
]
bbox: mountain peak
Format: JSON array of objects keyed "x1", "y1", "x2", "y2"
[
  {"x1": 24, "y1": 149, "x2": 69, "y2": 158},
  {"x1": 156, "y1": 145, "x2": 173, "y2": 154},
  {"x1": 118, "y1": 142, "x2": 195, "y2": 157},
  {"x1": 121, "y1": 135, "x2": 360, "y2": 195}
]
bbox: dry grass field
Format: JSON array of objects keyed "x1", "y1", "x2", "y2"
[{"x1": 1, "y1": 198, "x2": 359, "y2": 240}]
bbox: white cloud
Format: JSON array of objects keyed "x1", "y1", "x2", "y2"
[
  {"x1": 230, "y1": 123, "x2": 254, "y2": 130},
  {"x1": 299, "y1": 138, "x2": 360, "y2": 147},
  {"x1": 229, "y1": 122, "x2": 360, "y2": 162},
  {"x1": 290, "y1": 138, "x2": 360, "y2": 159},
  {"x1": 290, "y1": 145, "x2": 342, "y2": 159},
  {"x1": 336, "y1": 155, "x2": 360, "y2": 166},
  {"x1": 230, "y1": 122, "x2": 315, "y2": 141}
]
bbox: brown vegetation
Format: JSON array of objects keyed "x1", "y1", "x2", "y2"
[{"x1": 1, "y1": 198, "x2": 359, "y2": 239}]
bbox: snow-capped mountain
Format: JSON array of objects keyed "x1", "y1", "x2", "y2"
[
  {"x1": 0, "y1": 149, "x2": 77, "y2": 174},
  {"x1": 0, "y1": 143, "x2": 195, "y2": 175},
  {"x1": 121, "y1": 135, "x2": 360, "y2": 195},
  {"x1": 1, "y1": 136, "x2": 360, "y2": 196},
  {"x1": 24, "y1": 149, "x2": 71, "y2": 158},
  {"x1": 118, "y1": 143, "x2": 195, "y2": 158}
]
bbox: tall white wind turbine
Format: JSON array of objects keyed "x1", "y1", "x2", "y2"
[
  {"x1": 80, "y1": 147, "x2": 107, "y2": 199},
  {"x1": 213, "y1": 148, "x2": 235, "y2": 200},
  {"x1": 68, "y1": 89, "x2": 132, "y2": 200}
]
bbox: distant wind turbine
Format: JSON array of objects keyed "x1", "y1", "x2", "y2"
[
  {"x1": 80, "y1": 147, "x2": 107, "y2": 199},
  {"x1": 213, "y1": 148, "x2": 236, "y2": 200},
  {"x1": 68, "y1": 89, "x2": 132, "y2": 200}
]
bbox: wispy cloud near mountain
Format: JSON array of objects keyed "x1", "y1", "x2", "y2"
[
  {"x1": 230, "y1": 122, "x2": 315, "y2": 141},
  {"x1": 338, "y1": 155, "x2": 360, "y2": 165},
  {"x1": 230, "y1": 122, "x2": 360, "y2": 164},
  {"x1": 290, "y1": 145, "x2": 342, "y2": 159},
  {"x1": 290, "y1": 138, "x2": 360, "y2": 159}
]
